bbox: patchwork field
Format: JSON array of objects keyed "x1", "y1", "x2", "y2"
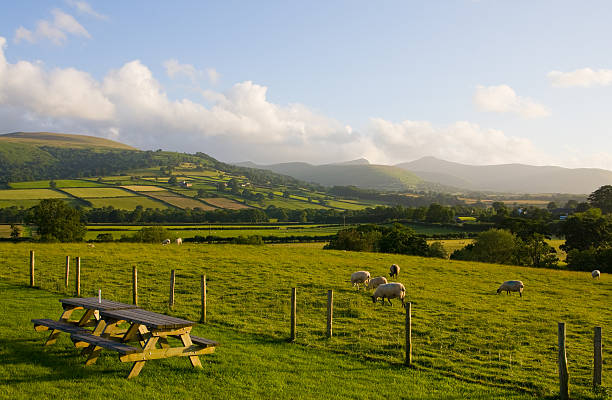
[
  {"x1": 0, "y1": 189, "x2": 68, "y2": 200},
  {"x1": 61, "y1": 187, "x2": 136, "y2": 198},
  {"x1": 0, "y1": 243, "x2": 608, "y2": 399},
  {"x1": 142, "y1": 191, "x2": 217, "y2": 210},
  {"x1": 202, "y1": 197, "x2": 251, "y2": 210},
  {"x1": 85, "y1": 197, "x2": 169, "y2": 210},
  {"x1": 120, "y1": 185, "x2": 166, "y2": 192},
  {"x1": 9, "y1": 180, "x2": 107, "y2": 189}
]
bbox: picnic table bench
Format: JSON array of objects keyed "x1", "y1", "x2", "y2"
[
  {"x1": 32, "y1": 299, "x2": 219, "y2": 379},
  {"x1": 32, "y1": 297, "x2": 138, "y2": 346}
]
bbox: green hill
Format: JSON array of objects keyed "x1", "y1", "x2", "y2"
[{"x1": 0, "y1": 132, "x2": 137, "y2": 150}]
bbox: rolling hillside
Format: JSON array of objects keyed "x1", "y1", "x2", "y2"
[
  {"x1": 397, "y1": 156, "x2": 612, "y2": 194},
  {"x1": 0, "y1": 132, "x2": 137, "y2": 150},
  {"x1": 236, "y1": 161, "x2": 422, "y2": 191}
]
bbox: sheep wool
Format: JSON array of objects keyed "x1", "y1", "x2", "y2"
[
  {"x1": 350, "y1": 271, "x2": 371, "y2": 290},
  {"x1": 367, "y1": 276, "x2": 388, "y2": 290},
  {"x1": 372, "y1": 282, "x2": 406, "y2": 307},
  {"x1": 496, "y1": 280, "x2": 524, "y2": 297}
]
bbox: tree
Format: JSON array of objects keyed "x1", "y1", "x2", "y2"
[
  {"x1": 168, "y1": 176, "x2": 178, "y2": 185},
  {"x1": 451, "y1": 229, "x2": 517, "y2": 264},
  {"x1": 49, "y1": 180, "x2": 57, "y2": 189},
  {"x1": 428, "y1": 241, "x2": 448, "y2": 259},
  {"x1": 588, "y1": 185, "x2": 612, "y2": 214},
  {"x1": 27, "y1": 199, "x2": 86, "y2": 242},
  {"x1": 560, "y1": 208, "x2": 612, "y2": 252},
  {"x1": 9, "y1": 224, "x2": 20, "y2": 241},
  {"x1": 546, "y1": 201, "x2": 557, "y2": 211}
]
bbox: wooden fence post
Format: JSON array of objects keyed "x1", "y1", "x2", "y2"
[
  {"x1": 169, "y1": 270, "x2": 175, "y2": 308},
  {"x1": 326, "y1": 290, "x2": 333, "y2": 338},
  {"x1": 290, "y1": 287, "x2": 296, "y2": 341},
  {"x1": 594, "y1": 326, "x2": 602, "y2": 388},
  {"x1": 65, "y1": 256, "x2": 70, "y2": 289},
  {"x1": 29, "y1": 250, "x2": 35, "y2": 287},
  {"x1": 200, "y1": 274, "x2": 206, "y2": 323},
  {"x1": 132, "y1": 266, "x2": 138, "y2": 306},
  {"x1": 558, "y1": 322, "x2": 569, "y2": 400},
  {"x1": 75, "y1": 257, "x2": 81, "y2": 297},
  {"x1": 405, "y1": 302, "x2": 412, "y2": 366}
]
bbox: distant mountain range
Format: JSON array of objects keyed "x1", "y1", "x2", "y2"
[{"x1": 238, "y1": 156, "x2": 612, "y2": 194}]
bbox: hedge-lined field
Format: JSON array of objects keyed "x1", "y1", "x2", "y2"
[{"x1": 0, "y1": 243, "x2": 608, "y2": 399}]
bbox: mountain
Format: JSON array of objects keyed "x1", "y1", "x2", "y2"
[
  {"x1": 0, "y1": 132, "x2": 137, "y2": 150},
  {"x1": 396, "y1": 156, "x2": 612, "y2": 194},
  {"x1": 235, "y1": 161, "x2": 422, "y2": 191}
]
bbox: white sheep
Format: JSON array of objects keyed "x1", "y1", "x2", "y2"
[
  {"x1": 592, "y1": 270, "x2": 601, "y2": 279},
  {"x1": 367, "y1": 276, "x2": 388, "y2": 290},
  {"x1": 496, "y1": 280, "x2": 524, "y2": 297},
  {"x1": 176, "y1": 238, "x2": 182, "y2": 245},
  {"x1": 389, "y1": 264, "x2": 400, "y2": 278},
  {"x1": 372, "y1": 282, "x2": 406, "y2": 307},
  {"x1": 350, "y1": 271, "x2": 371, "y2": 290},
  {"x1": 162, "y1": 238, "x2": 171, "y2": 245}
]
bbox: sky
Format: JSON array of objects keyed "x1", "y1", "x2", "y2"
[{"x1": 1, "y1": 1, "x2": 612, "y2": 168}]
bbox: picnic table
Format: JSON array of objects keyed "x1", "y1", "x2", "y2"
[
  {"x1": 32, "y1": 299, "x2": 219, "y2": 379},
  {"x1": 32, "y1": 297, "x2": 138, "y2": 346}
]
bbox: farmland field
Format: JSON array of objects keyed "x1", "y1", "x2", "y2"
[
  {"x1": 120, "y1": 185, "x2": 166, "y2": 192},
  {"x1": 0, "y1": 189, "x2": 68, "y2": 200},
  {"x1": 85, "y1": 197, "x2": 169, "y2": 210},
  {"x1": 9, "y1": 179, "x2": 107, "y2": 189},
  {"x1": 142, "y1": 191, "x2": 217, "y2": 210},
  {"x1": 202, "y1": 197, "x2": 251, "y2": 210},
  {"x1": 61, "y1": 187, "x2": 136, "y2": 198},
  {"x1": 0, "y1": 243, "x2": 608, "y2": 399}
]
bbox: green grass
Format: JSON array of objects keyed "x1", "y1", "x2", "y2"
[
  {"x1": 0, "y1": 243, "x2": 609, "y2": 399},
  {"x1": 9, "y1": 180, "x2": 107, "y2": 189},
  {"x1": 85, "y1": 197, "x2": 170, "y2": 210},
  {"x1": 0, "y1": 189, "x2": 68, "y2": 200},
  {"x1": 61, "y1": 188, "x2": 136, "y2": 198}
]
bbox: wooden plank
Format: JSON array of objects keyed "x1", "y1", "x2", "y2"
[
  {"x1": 99, "y1": 308, "x2": 194, "y2": 330},
  {"x1": 593, "y1": 326, "x2": 602, "y2": 387},
  {"x1": 32, "y1": 319, "x2": 90, "y2": 335},
  {"x1": 119, "y1": 345, "x2": 215, "y2": 362},
  {"x1": 60, "y1": 297, "x2": 138, "y2": 311},
  {"x1": 71, "y1": 333, "x2": 139, "y2": 354},
  {"x1": 179, "y1": 333, "x2": 202, "y2": 368},
  {"x1": 558, "y1": 322, "x2": 569, "y2": 400},
  {"x1": 189, "y1": 335, "x2": 220, "y2": 347}
]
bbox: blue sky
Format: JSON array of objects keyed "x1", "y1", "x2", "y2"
[{"x1": 1, "y1": 1, "x2": 612, "y2": 168}]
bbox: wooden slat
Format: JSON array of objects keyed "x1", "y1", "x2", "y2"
[
  {"x1": 32, "y1": 319, "x2": 90, "y2": 335},
  {"x1": 60, "y1": 297, "x2": 139, "y2": 311},
  {"x1": 99, "y1": 308, "x2": 194, "y2": 329},
  {"x1": 119, "y1": 345, "x2": 215, "y2": 362},
  {"x1": 188, "y1": 335, "x2": 220, "y2": 348},
  {"x1": 71, "y1": 333, "x2": 138, "y2": 354}
]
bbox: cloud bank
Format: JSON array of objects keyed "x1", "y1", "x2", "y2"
[
  {"x1": 1, "y1": 36, "x2": 610, "y2": 169},
  {"x1": 548, "y1": 68, "x2": 612, "y2": 88},
  {"x1": 14, "y1": 9, "x2": 90, "y2": 45},
  {"x1": 473, "y1": 85, "x2": 550, "y2": 118}
]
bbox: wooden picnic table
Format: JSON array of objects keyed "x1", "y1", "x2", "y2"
[
  {"x1": 32, "y1": 297, "x2": 138, "y2": 346},
  {"x1": 72, "y1": 308, "x2": 218, "y2": 378}
]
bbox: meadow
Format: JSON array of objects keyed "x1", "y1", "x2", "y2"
[{"x1": 0, "y1": 243, "x2": 608, "y2": 399}]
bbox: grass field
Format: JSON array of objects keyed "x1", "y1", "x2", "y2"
[
  {"x1": 202, "y1": 197, "x2": 251, "y2": 210},
  {"x1": 0, "y1": 189, "x2": 68, "y2": 200},
  {"x1": 62, "y1": 188, "x2": 136, "y2": 198},
  {"x1": 142, "y1": 192, "x2": 217, "y2": 210},
  {"x1": 85, "y1": 197, "x2": 169, "y2": 210},
  {"x1": 0, "y1": 243, "x2": 608, "y2": 399},
  {"x1": 120, "y1": 185, "x2": 166, "y2": 192},
  {"x1": 9, "y1": 180, "x2": 107, "y2": 189}
]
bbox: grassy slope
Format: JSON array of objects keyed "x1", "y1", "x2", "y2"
[
  {"x1": 0, "y1": 243, "x2": 609, "y2": 399},
  {"x1": 0, "y1": 132, "x2": 136, "y2": 150}
]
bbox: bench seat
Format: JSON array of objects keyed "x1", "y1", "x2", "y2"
[
  {"x1": 189, "y1": 335, "x2": 220, "y2": 348},
  {"x1": 71, "y1": 333, "x2": 139, "y2": 355},
  {"x1": 32, "y1": 319, "x2": 91, "y2": 335}
]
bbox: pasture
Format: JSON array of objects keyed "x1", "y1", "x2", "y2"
[
  {"x1": 141, "y1": 191, "x2": 217, "y2": 210},
  {"x1": 0, "y1": 189, "x2": 68, "y2": 200},
  {"x1": 85, "y1": 197, "x2": 169, "y2": 210},
  {"x1": 61, "y1": 188, "x2": 137, "y2": 198},
  {"x1": 201, "y1": 197, "x2": 251, "y2": 210},
  {"x1": 0, "y1": 243, "x2": 608, "y2": 399},
  {"x1": 9, "y1": 180, "x2": 107, "y2": 189}
]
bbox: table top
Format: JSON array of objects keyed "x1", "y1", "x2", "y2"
[
  {"x1": 99, "y1": 308, "x2": 195, "y2": 330},
  {"x1": 61, "y1": 297, "x2": 139, "y2": 311}
]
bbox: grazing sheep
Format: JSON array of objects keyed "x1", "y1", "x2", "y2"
[
  {"x1": 496, "y1": 280, "x2": 524, "y2": 297},
  {"x1": 389, "y1": 264, "x2": 400, "y2": 278},
  {"x1": 87, "y1": 243, "x2": 95, "y2": 248},
  {"x1": 592, "y1": 270, "x2": 601, "y2": 279},
  {"x1": 176, "y1": 238, "x2": 182, "y2": 245},
  {"x1": 372, "y1": 282, "x2": 406, "y2": 307},
  {"x1": 162, "y1": 238, "x2": 171, "y2": 245},
  {"x1": 367, "y1": 276, "x2": 388, "y2": 290},
  {"x1": 350, "y1": 271, "x2": 371, "y2": 290}
]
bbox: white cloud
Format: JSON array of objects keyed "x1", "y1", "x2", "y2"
[
  {"x1": 473, "y1": 84, "x2": 550, "y2": 118},
  {"x1": 163, "y1": 59, "x2": 198, "y2": 81},
  {"x1": 66, "y1": 0, "x2": 108, "y2": 20},
  {"x1": 368, "y1": 118, "x2": 549, "y2": 165},
  {"x1": 548, "y1": 68, "x2": 612, "y2": 88},
  {"x1": 206, "y1": 68, "x2": 220, "y2": 84},
  {"x1": 13, "y1": 9, "x2": 90, "y2": 45}
]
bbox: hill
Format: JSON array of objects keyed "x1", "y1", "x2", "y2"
[
  {"x1": 0, "y1": 132, "x2": 137, "y2": 150},
  {"x1": 397, "y1": 156, "x2": 612, "y2": 194},
  {"x1": 235, "y1": 161, "x2": 422, "y2": 191}
]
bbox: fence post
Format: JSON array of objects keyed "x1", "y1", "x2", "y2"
[
  {"x1": 594, "y1": 326, "x2": 602, "y2": 388},
  {"x1": 326, "y1": 290, "x2": 333, "y2": 338},
  {"x1": 558, "y1": 322, "x2": 569, "y2": 400},
  {"x1": 132, "y1": 266, "x2": 138, "y2": 306},
  {"x1": 169, "y1": 270, "x2": 175, "y2": 308},
  {"x1": 200, "y1": 275, "x2": 206, "y2": 323},
  {"x1": 29, "y1": 250, "x2": 35, "y2": 287},
  {"x1": 290, "y1": 287, "x2": 296, "y2": 341},
  {"x1": 405, "y1": 302, "x2": 412, "y2": 366},
  {"x1": 65, "y1": 256, "x2": 70, "y2": 289},
  {"x1": 75, "y1": 257, "x2": 81, "y2": 297}
]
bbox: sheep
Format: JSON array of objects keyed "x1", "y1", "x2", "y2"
[
  {"x1": 592, "y1": 270, "x2": 601, "y2": 279},
  {"x1": 176, "y1": 238, "x2": 182, "y2": 245},
  {"x1": 367, "y1": 276, "x2": 388, "y2": 290},
  {"x1": 496, "y1": 280, "x2": 524, "y2": 297},
  {"x1": 87, "y1": 243, "x2": 95, "y2": 248},
  {"x1": 162, "y1": 238, "x2": 171, "y2": 245},
  {"x1": 389, "y1": 264, "x2": 400, "y2": 278},
  {"x1": 350, "y1": 271, "x2": 371, "y2": 290},
  {"x1": 372, "y1": 282, "x2": 406, "y2": 307}
]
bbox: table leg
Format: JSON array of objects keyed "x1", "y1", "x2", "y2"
[
  {"x1": 85, "y1": 320, "x2": 120, "y2": 366},
  {"x1": 127, "y1": 335, "x2": 158, "y2": 379},
  {"x1": 179, "y1": 333, "x2": 202, "y2": 368},
  {"x1": 81, "y1": 319, "x2": 107, "y2": 356},
  {"x1": 45, "y1": 307, "x2": 77, "y2": 346}
]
